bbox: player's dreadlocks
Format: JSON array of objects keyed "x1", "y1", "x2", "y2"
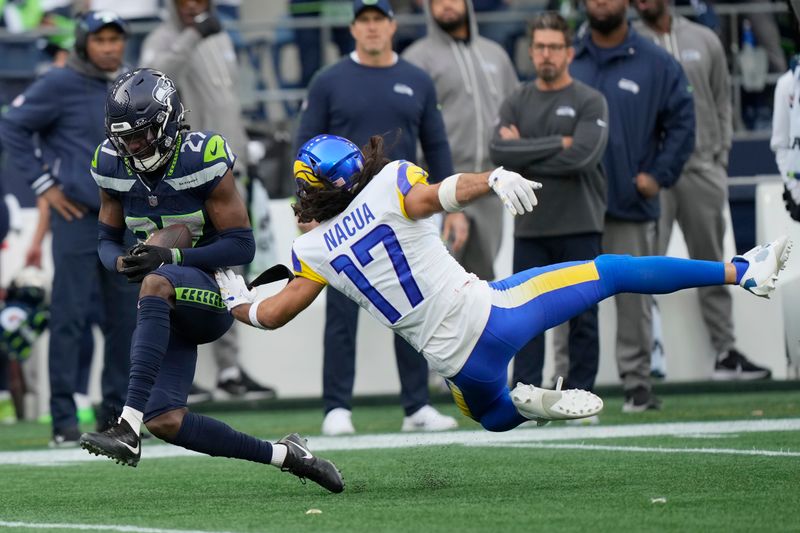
[{"x1": 293, "y1": 135, "x2": 390, "y2": 223}]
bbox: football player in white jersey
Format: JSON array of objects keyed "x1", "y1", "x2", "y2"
[{"x1": 216, "y1": 134, "x2": 790, "y2": 431}]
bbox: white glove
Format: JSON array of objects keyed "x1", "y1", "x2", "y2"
[
  {"x1": 488, "y1": 166, "x2": 542, "y2": 216},
  {"x1": 214, "y1": 268, "x2": 257, "y2": 311}
]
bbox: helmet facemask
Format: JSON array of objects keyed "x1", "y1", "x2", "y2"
[{"x1": 108, "y1": 102, "x2": 181, "y2": 173}]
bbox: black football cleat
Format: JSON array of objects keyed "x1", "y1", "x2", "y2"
[
  {"x1": 80, "y1": 418, "x2": 141, "y2": 467},
  {"x1": 278, "y1": 433, "x2": 344, "y2": 493}
]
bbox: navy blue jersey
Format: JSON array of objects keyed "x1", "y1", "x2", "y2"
[{"x1": 90, "y1": 131, "x2": 236, "y2": 246}]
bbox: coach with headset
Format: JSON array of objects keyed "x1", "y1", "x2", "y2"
[{"x1": 0, "y1": 11, "x2": 139, "y2": 446}]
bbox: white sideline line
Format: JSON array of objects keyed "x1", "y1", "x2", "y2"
[
  {"x1": 480, "y1": 442, "x2": 800, "y2": 457},
  {"x1": 1, "y1": 418, "x2": 799, "y2": 466},
  {"x1": 0, "y1": 521, "x2": 235, "y2": 533}
]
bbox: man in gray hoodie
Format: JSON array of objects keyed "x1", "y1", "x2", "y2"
[
  {"x1": 404, "y1": 0, "x2": 519, "y2": 280},
  {"x1": 140, "y1": 0, "x2": 249, "y2": 170},
  {"x1": 634, "y1": 0, "x2": 772, "y2": 381},
  {"x1": 139, "y1": 0, "x2": 278, "y2": 398}
]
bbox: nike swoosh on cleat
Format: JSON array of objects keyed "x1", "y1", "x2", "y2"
[
  {"x1": 286, "y1": 440, "x2": 312, "y2": 459},
  {"x1": 120, "y1": 440, "x2": 140, "y2": 455}
]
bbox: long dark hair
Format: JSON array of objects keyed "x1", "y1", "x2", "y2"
[{"x1": 293, "y1": 135, "x2": 390, "y2": 223}]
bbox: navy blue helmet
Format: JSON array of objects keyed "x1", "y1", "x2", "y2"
[
  {"x1": 105, "y1": 68, "x2": 185, "y2": 172},
  {"x1": 294, "y1": 134, "x2": 364, "y2": 195}
]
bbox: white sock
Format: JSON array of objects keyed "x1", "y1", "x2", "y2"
[
  {"x1": 74, "y1": 393, "x2": 91, "y2": 410},
  {"x1": 218, "y1": 366, "x2": 241, "y2": 383},
  {"x1": 120, "y1": 406, "x2": 144, "y2": 435},
  {"x1": 270, "y1": 443, "x2": 287, "y2": 468}
]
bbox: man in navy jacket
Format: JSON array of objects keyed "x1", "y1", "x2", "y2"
[
  {"x1": 570, "y1": 0, "x2": 694, "y2": 412},
  {"x1": 0, "y1": 11, "x2": 139, "y2": 446}
]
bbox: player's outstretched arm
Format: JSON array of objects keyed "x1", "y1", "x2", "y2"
[
  {"x1": 404, "y1": 167, "x2": 542, "y2": 220},
  {"x1": 215, "y1": 269, "x2": 324, "y2": 330}
]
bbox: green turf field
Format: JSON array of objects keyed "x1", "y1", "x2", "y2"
[{"x1": 1, "y1": 390, "x2": 799, "y2": 533}]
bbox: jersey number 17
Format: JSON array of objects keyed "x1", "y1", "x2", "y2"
[{"x1": 331, "y1": 224, "x2": 423, "y2": 324}]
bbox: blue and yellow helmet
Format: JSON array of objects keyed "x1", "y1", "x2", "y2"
[{"x1": 294, "y1": 134, "x2": 364, "y2": 194}]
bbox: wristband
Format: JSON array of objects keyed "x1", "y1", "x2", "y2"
[
  {"x1": 171, "y1": 248, "x2": 183, "y2": 265},
  {"x1": 437, "y1": 173, "x2": 463, "y2": 212},
  {"x1": 249, "y1": 299, "x2": 267, "y2": 329}
]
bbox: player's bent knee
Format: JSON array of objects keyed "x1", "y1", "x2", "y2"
[
  {"x1": 145, "y1": 408, "x2": 187, "y2": 440},
  {"x1": 139, "y1": 272, "x2": 175, "y2": 300}
]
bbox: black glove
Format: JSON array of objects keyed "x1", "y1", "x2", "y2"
[
  {"x1": 783, "y1": 185, "x2": 800, "y2": 222},
  {"x1": 194, "y1": 12, "x2": 222, "y2": 38},
  {"x1": 249, "y1": 264, "x2": 295, "y2": 288},
  {"x1": 119, "y1": 244, "x2": 174, "y2": 283}
]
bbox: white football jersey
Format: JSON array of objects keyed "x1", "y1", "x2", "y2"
[{"x1": 291, "y1": 161, "x2": 491, "y2": 377}]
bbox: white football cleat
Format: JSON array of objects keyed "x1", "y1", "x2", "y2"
[
  {"x1": 511, "y1": 377, "x2": 603, "y2": 426},
  {"x1": 401, "y1": 405, "x2": 458, "y2": 432},
  {"x1": 734, "y1": 236, "x2": 792, "y2": 298},
  {"x1": 321, "y1": 408, "x2": 355, "y2": 436}
]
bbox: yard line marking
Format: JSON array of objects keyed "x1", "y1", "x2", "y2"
[
  {"x1": 1, "y1": 418, "x2": 799, "y2": 466},
  {"x1": 478, "y1": 442, "x2": 800, "y2": 457},
  {"x1": 305, "y1": 418, "x2": 800, "y2": 451},
  {"x1": 0, "y1": 520, "x2": 237, "y2": 533}
]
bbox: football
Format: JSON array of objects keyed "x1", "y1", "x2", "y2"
[{"x1": 146, "y1": 224, "x2": 192, "y2": 249}]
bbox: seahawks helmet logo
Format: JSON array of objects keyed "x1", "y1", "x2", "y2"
[{"x1": 152, "y1": 75, "x2": 176, "y2": 105}]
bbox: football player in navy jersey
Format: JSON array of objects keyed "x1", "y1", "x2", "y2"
[{"x1": 79, "y1": 68, "x2": 344, "y2": 494}]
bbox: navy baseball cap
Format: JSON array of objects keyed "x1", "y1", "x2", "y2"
[
  {"x1": 79, "y1": 10, "x2": 128, "y2": 35},
  {"x1": 353, "y1": 0, "x2": 395, "y2": 20},
  {"x1": 74, "y1": 10, "x2": 128, "y2": 59}
]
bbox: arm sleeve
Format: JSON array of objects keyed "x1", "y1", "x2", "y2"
[
  {"x1": 139, "y1": 27, "x2": 202, "y2": 77},
  {"x1": 645, "y1": 59, "x2": 696, "y2": 188},
  {"x1": 180, "y1": 227, "x2": 255, "y2": 269},
  {"x1": 418, "y1": 78, "x2": 454, "y2": 183},
  {"x1": 98, "y1": 222, "x2": 127, "y2": 273},
  {"x1": 489, "y1": 93, "x2": 564, "y2": 167},
  {"x1": 0, "y1": 76, "x2": 62, "y2": 192},
  {"x1": 527, "y1": 94, "x2": 609, "y2": 176},
  {"x1": 295, "y1": 73, "x2": 330, "y2": 152},
  {"x1": 708, "y1": 34, "x2": 732, "y2": 162},
  {"x1": 771, "y1": 72, "x2": 793, "y2": 182}
]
